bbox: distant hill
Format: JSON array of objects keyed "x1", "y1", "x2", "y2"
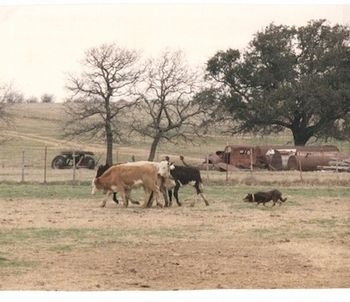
[{"x1": 1, "y1": 103, "x2": 349, "y2": 169}]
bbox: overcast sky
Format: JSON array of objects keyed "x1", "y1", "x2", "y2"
[{"x1": 0, "y1": 1, "x2": 349, "y2": 101}]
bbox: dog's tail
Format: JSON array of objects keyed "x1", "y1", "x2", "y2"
[{"x1": 281, "y1": 197, "x2": 287, "y2": 202}]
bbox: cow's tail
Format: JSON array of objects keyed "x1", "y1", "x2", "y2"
[{"x1": 197, "y1": 174, "x2": 209, "y2": 206}]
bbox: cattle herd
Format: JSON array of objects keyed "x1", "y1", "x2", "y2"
[
  {"x1": 91, "y1": 159, "x2": 210, "y2": 208},
  {"x1": 91, "y1": 157, "x2": 289, "y2": 208}
]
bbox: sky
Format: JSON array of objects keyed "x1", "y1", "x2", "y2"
[{"x1": 0, "y1": 1, "x2": 349, "y2": 101}]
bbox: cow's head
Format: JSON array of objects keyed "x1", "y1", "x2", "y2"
[{"x1": 158, "y1": 160, "x2": 174, "y2": 177}]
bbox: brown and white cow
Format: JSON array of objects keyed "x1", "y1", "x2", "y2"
[
  {"x1": 124, "y1": 160, "x2": 176, "y2": 207},
  {"x1": 92, "y1": 161, "x2": 174, "y2": 208}
]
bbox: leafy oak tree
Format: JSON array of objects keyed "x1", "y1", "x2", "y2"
[
  {"x1": 205, "y1": 19, "x2": 350, "y2": 145},
  {"x1": 64, "y1": 43, "x2": 140, "y2": 165}
]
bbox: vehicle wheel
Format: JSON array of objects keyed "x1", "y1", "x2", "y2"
[
  {"x1": 84, "y1": 156, "x2": 96, "y2": 169},
  {"x1": 51, "y1": 155, "x2": 67, "y2": 169}
]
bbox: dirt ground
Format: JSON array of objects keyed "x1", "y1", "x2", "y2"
[{"x1": 0, "y1": 192, "x2": 349, "y2": 290}]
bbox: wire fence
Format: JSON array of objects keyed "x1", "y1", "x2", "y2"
[{"x1": 0, "y1": 146, "x2": 349, "y2": 186}]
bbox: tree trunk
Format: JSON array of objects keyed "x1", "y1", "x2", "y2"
[
  {"x1": 105, "y1": 97, "x2": 113, "y2": 165},
  {"x1": 105, "y1": 124, "x2": 114, "y2": 165},
  {"x1": 148, "y1": 135, "x2": 161, "y2": 161},
  {"x1": 292, "y1": 128, "x2": 313, "y2": 146}
]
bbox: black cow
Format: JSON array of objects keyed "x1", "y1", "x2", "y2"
[{"x1": 167, "y1": 165, "x2": 209, "y2": 207}]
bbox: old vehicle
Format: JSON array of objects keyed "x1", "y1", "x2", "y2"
[{"x1": 51, "y1": 150, "x2": 96, "y2": 169}]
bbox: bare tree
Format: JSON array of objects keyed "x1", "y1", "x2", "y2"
[
  {"x1": 64, "y1": 43, "x2": 141, "y2": 165},
  {"x1": 41, "y1": 93, "x2": 54, "y2": 103},
  {"x1": 131, "y1": 51, "x2": 208, "y2": 161},
  {"x1": 1, "y1": 84, "x2": 23, "y2": 104},
  {"x1": 0, "y1": 84, "x2": 15, "y2": 143},
  {"x1": 26, "y1": 96, "x2": 38, "y2": 103}
]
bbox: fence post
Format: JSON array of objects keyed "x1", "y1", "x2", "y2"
[
  {"x1": 298, "y1": 157, "x2": 303, "y2": 183},
  {"x1": 43, "y1": 146, "x2": 47, "y2": 184},
  {"x1": 250, "y1": 148, "x2": 254, "y2": 178},
  {"x1": 226, "y1": 161, "x2": 229, "y2": 182},
  {"x1": 206, "y1": 152, "x2": 209, "y2": 183},
  {"x1": 336, "y1": 159, "x2": 339, "y2": 182},
  {"x1": 72, "y1": 150, "x2": 76, "y2": 185},
  {"x1": 21, "y1": 150, "x2": 25, "y2": 183}
]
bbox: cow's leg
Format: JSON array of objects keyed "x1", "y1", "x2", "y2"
[
  {"x1": 147, "y1": 190, "x2": 154, "y2": 208},
  {"x1": 168, "y1": 190, "x2": 173, "y2": 207},
  {"x1": 119, "y1": 189, "x2": 129, "y2": 208},
  {"x1": 162, "y1": 190, "x2": 169, "y2": 207},
  {"x1": 161, "y1": 184, "x2": 169, "y2": 208},
  {"x1": 195, "y1": 181, "x2": 209, "y2": 206},
  {"x1": 142, "y1": 189, "x2": 153, "y2": 208},
  {"x1": 173, "y1": 182, "x2": 182, "y2": 206},
  {"x1": 126, "y1": 189, "x2": 140, "y2": 205},
  {"x1": 155, "y1": 190, "x2": 163, "y2": 208},
  {"x1": 112, "y1": 192, "x2": 119, "y2": 204},
  {"x1": 100, "y1": 191, "x2": 112, "y2": 208},
  {"x1": 148, "y1": 186, "x2": 162, "y2": 208},
  {"x1": 190, "y1": 192, "x2": 197, "y2": 207}
]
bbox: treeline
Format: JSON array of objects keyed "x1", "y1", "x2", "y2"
[{"x1": 0, "y1": 84, "x2": 55, "y2": 104}]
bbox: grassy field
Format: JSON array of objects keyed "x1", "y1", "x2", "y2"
[
  {"x1": 0, "y1": 103, "x2": 349, "y2": 290},
  {"x1": 0, "y1": 183, "x2": 349, "y2": 290},
  {"x1": 0, "y1": 182, "x2": 350, "y2": 200},
  {"x1": 1, "y1": 103, "x2": 350, "y2": 170}
]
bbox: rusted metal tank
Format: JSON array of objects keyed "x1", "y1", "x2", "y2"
[
  {"x1": 255, "y1": 145, "x2": 339, "y2": 170},
  {"x1": 220, "y1": 144, "x2": 341, "y2": 170},
  {"x1": 255, "y1": 146, "x2": 295, "y2": 170},
  {"x1": 287, "y1": 155, "x2": 332, "y2": 171}
]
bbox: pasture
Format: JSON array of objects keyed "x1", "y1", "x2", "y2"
[
  {"x1": 0, "y1": 181, "x2": 349, "y2": 290},
  {"x1": 0, "y1": 103, "x2": 349, "y2": 290}
]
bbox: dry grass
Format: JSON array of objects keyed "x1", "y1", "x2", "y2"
[{"x1": 0, "y1": 188, "x2": 349, "y2": 290}]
